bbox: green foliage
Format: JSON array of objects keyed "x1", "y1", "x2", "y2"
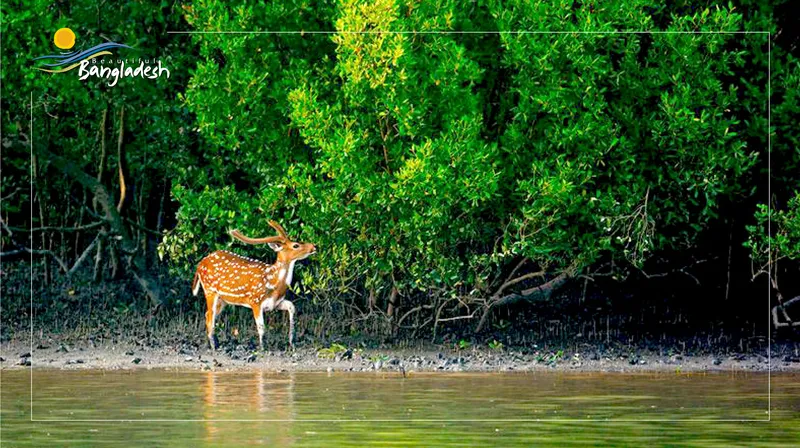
[
  {"x1": 747, "y1": 194, "x2": 800, "y2": 268},
  {"x1": 2, "y1": 1, "x2": 193, "y2": 291},
  {"x1": 165, "y1": 0, "x2": 769, "y2": 325},
  {"x1": 741, "y1": 1, "x2": 800, "y2": 281},
  {"x1": 317, "y1": 342, "x2": 348, "y2": 359},
  {"x1": 6, "y1": 0, "x2": 797, "y2": 334},
  {"x1": 494, "y1": 4, "x2": 754, "y2": 270},
  {"x1": 488, "y1": 339, "x2": 504, "y2": 351},
  {"x1": 368, "y1": 353, "x2": 390, "y2": 363},
  {"x1": 3, "y1": 1, "x2": 191, "y2": 171},
  {"x1": 535, "y1": 349, "x2": 565, "y2": 365}
]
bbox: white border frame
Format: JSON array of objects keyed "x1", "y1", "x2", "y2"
[{"x1": 15, "y1": 29, "x2": 771, "y2": 423}]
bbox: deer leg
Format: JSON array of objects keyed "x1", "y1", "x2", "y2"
[
  {"x1": 276, "y1": 299, "x2": 296, "y2": 349},
  {"x1": 205, "y1": 292, "x2": 221, "y2": 351},
  {"x1": 252, "y1": 306, "x2": 266, "y2": 351}
]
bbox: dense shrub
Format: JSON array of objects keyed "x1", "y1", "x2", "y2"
[
  {"x1": 160, "y1": 0, "x2": 789, "y2": 333},
  {"x1": 1, "y1": 0, "x2": 192, "y2": 293},
  {"x1": 3, "y1": 0, "x2": 797, "y2": 336}
]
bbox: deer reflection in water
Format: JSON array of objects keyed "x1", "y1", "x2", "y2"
[{"x1": 202, "y1": 370, "x2": 296, "y2": 444}]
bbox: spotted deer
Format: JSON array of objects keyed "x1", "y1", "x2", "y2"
[{"x1": 192, "y1": 221, "x2": 316, "y2": 350}]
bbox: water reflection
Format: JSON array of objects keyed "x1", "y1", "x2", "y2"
[
  {"x1": 192, "y1": 370, "x2": 771, "y2": 421},
  {"x1": 1, "y1": 371, "x2": 796, "y2": 446},
  {"x1": 202, "y1": 371, "x2": 297, "y2": 443}
]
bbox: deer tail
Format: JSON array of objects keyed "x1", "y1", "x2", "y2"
[{"x1": 192, "y1": 269, "x2": 202, "y2": 296}]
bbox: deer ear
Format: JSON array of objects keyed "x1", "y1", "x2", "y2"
[{"x1": 268, "y1": 242, "x2": 283, "y2": 252}]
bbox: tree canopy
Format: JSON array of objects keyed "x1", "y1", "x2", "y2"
[{"x1": 3, "y1": 0, "x2": 798, "y2": 335}]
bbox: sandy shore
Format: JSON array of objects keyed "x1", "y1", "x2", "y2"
[{"x1": 2, "y1": 339, "x2": 798, "y2": 373}]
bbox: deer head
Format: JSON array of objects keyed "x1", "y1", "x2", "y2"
[{"x1": 229, "y1": 220, "x2": 316, "y2": 263}]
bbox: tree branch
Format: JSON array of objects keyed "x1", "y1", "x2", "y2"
[
  {"x1": 0, "y1": 247, "x2": 69, "y2": 273},
  {"x1": 6, "y1": 221, "x2": 105, "y2": 233},
  {"x1": 116, "y1": 107, "x2": 127, "y2": 212},
  {"x1": 475, "y1": 261, "x2": 581, "y2": 333},
  {"x1": 1, "y1": 187, "x2": 22, "y2": 201},
  {"x1": 68, "y1": 234, "x2": 101, "y2": 276},
  {"x1": 773, "y1": 296, "x2": 800, "y2": 328},
  {"x1": 492, "y1": 269, "x2": 546, "y2": 299}
]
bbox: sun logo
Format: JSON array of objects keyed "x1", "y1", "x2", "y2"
[
  {"x1": 53, "y1": 28, "x2": 76, "y2": 50},
  {"x1": 33, "y1": 29, "x2": 132, "y2": 74},
  {"x1": 32, "y1": 28, "x2": 168, "y2": 85}
]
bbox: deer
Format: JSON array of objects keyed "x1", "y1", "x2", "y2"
[{"x1": 192, "y1": 220, "x2": 316, "y2": 351}]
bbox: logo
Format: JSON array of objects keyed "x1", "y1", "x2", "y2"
[{"x1": 33, "y1": 28, "x2": 170, "y2": 86}]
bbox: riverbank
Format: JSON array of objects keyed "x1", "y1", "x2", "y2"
[
  {"x1": 3, "y1": 338, "x2": 799, "y2": 373},
  {"x1": 4, "y1": 264, "x2": 798, "y2": 374}
]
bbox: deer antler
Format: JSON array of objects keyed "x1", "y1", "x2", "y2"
[
  {"x1": 268, "y1": 220, "x2": 289, "y2": 241},
  {"x1": 229, "y1": 228, "x2": 284, "y2": 245}
]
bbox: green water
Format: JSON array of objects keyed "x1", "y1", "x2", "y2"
[{"x1": 1, "y1": 370, "x2": 798, "y2": 446}]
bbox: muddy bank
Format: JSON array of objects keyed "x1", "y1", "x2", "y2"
[
  {"x1": 4, "y1": 265, "x2": 798, "y2": 374},
  {"x1": 3, "y1": 339, "x2": 799, "y2": 373}
]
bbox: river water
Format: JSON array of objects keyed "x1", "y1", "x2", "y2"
[{"x1": 2, "y1": 370, "x2": 798, "y2": 446}]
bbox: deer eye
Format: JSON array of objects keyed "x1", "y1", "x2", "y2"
[{"x1": 292, "y1": 243, "x2": 300, "y2": 249}]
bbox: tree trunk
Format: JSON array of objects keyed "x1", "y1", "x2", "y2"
[
  {"x1": 93, "y1": 107, "x2": 108, "y2": 212},
  {"x1": 34, "y1": 146, "x2": 163, "y2": 306},
  {"x1": 110, "y1": 107, "x2": 127, "y2": 279},
  {"x1": 386, "y1": 286, "x2": 399, "y2": 335},
  {"x1": 387, "y1": 286, "x2": 398, "y2": 318},
  {"x1": 110, "y1": 243, "x2": 122, "y2": 280},
  {"x1": 93, "y1": 235, "x2": 105, "y2": 282},
  {"x1": 92, "y1": 107, "x2": 110, "y2": 282}
]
